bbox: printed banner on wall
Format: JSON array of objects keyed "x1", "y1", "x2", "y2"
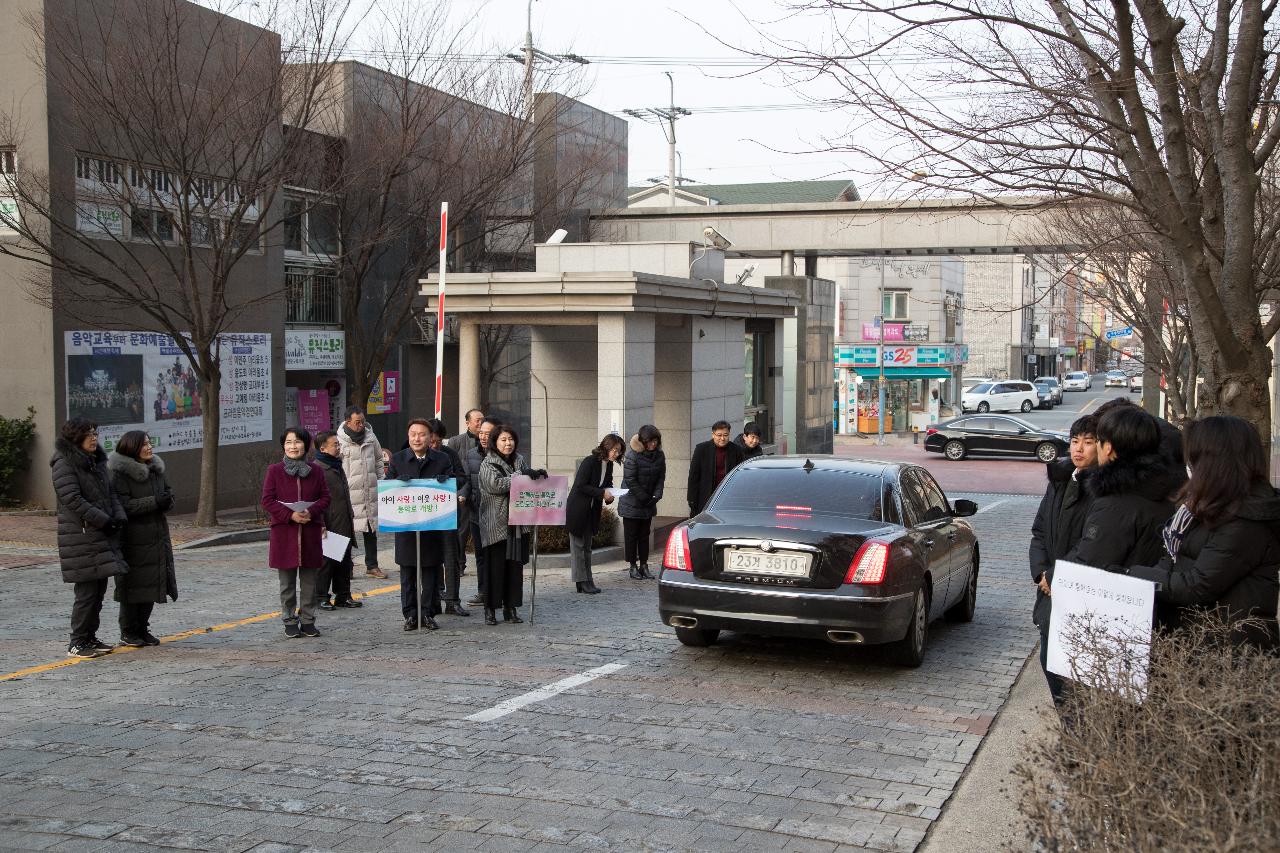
[
  {"x1": 507, "y1": 474, "x2": 569, "y2": 526},
  {"x1": 64, "y1": 330, "x2": 272, "y2": 452},
  {"x1": 377, "y1": 478, "x2": 457, "y2": 532},
  {"x1": 285, "y1": 330, "x2": 345, "y2": 371},
  {"x1": 367, "y1": 370, "x2": 401, "y2": 414},
  {"x1": 297, "y1": 389, "x2": 330, "y2": 433}
]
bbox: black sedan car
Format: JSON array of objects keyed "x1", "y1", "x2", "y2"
[
  {"x1": 658, "y1": 457, "x2": 979, "y2": 667},
  {"x1": 923, "y1": 415, "x2": 1069, "y2": 462}
]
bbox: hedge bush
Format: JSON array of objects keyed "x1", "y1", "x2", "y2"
[
  {"x1": 535, "y1": 507, "x2": 620, "y2": 554},
  {"x1": 0, "y1": 407, "x2": 37, "y2": 506}
]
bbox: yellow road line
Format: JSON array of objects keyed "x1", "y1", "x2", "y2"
[
  {"x1": 1078, "y1": 396, "x2": 1103, "y2": 414},
  {"x1": 0, "y1": 583, "x2": 400, "y2": 684}
]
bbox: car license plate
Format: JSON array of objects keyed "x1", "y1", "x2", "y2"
[{"x1": 724, "y1": 548, "x2": 811, "y2": 576}]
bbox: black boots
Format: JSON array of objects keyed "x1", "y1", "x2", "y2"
[
  {"x1": 576, "y1": 581, "x2": 601, "y2": 594},
  {"x1": 445, "y1": 602, "x2": 471, "y2": 617},
  {"x1": 628, "y1": 563, "x2": 642, "y2": 579},
  {"x1": 484, "y1": 607, "x2": 498, "y2": 626},
  {"x1": 503, "y1": 607, "x2": 524, "y2": 624},
  {"x1": 639, "y1": 563, "x2": 654, "y2": 579}
]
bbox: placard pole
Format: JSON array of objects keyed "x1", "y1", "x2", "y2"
[
  {"x1": 415, "y1": 531, "x2": 422, "y2": 628},
  {"x1": 529, "y1": 526, "x2": 538, "y2": 624}
]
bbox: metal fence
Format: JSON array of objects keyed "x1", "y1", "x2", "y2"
[{"x1": 285, "y1": 266, "x2": 340, "y2": 325}]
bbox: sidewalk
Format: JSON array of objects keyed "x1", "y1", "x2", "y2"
[
  {"x1": 920, "y1": 651, "x2": 1055, "y2": 852},
  {"x1": 0, "y1": 504, "x2": 267, "y2": 552}
]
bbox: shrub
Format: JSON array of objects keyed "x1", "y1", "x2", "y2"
[
  {"x1": 534, "y1": 507, "x2": 620, "y2": 554},
  {"x1": 0, "y1": 407, "x2": 37, "y2": 506},
  {"x1": 1016, "y1": 615, "x2": 1280, "y2": 852}
]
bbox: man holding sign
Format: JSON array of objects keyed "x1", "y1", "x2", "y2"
[{"x1": 384, "y1": 420, "x2": 454, "y2": 632}]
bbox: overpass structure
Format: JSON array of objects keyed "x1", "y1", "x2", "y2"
[{"x1": 591, "y1": 197, "x2": 1077, "y2": 262}]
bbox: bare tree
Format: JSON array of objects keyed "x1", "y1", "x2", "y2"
[
  {"x1": 754, "y1": 0, "x2": 1280, "y2": 441},
  {"x1": 0, "y1": 0, "x2": 351, "y2": 524}
]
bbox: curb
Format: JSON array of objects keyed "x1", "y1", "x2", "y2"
[
  {"x1": 531, "y1": 545, "x2": 623, "y2": 569},
  {"x1": 176, "y1": 528, "x2": 271, "y2": 550}
]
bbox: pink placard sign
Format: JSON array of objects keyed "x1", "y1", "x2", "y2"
[{"x1": 508, "y1": 474, "x2": 569, "y2": 526}]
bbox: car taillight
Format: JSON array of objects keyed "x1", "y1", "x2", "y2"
[
  {"x1": 845, "y1": 541, "x2": 889, "y2": 585},
  {"x1": 662, "y1": 526, "x2": 692, "y2": 571},
  {"x1": 925, "y1": 427, "x2": 938, "y2": 436}
]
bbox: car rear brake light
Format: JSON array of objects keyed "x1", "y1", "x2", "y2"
[
  {"x1": 925, "y1": 427, "x2": 938, "y2": 436},
  {"x1": 845, "y1": 541, "x2": 889, "y2": 585},
  {"x1": 775, "y1": 502, "x2": 812, "y2": 519},
  {"x1": 662, "y1": 526, "x2": 692, "y2": 571}
]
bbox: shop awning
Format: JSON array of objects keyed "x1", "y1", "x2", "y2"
[{"x1": 852, "y1": 367, "x2": 953, "y2": 379}]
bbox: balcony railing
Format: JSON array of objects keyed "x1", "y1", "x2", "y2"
[{"x1": 285, "y1": 266, "x2": 340, "y2": 326}]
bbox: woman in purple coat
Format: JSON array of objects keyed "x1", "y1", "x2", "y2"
[{"x1": 262, "y1": 427, "x2": 330, "y2": 638}]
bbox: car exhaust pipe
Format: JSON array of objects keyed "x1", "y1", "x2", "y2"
[
  {"x1": 826, "y1": 630, "x2": 864, "y2": 644},
  {"x1": 669, "y1": 615, "x2": 698, "y2": 629}
]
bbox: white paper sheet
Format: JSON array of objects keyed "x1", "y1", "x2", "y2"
[
  {"x1": 609, "y1": 488, "x2": 629, "y2": 498},
  {"x1": 277, "y1": 500, "x2": 314, "y2": 513},
  {"x1": 321, "y1": 531, "x2": 351, "y2": 561}
]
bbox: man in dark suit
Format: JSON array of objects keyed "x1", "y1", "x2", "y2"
[
  {"x1": 687, "y1": 420, "x2": 744, "y2": 517},
  {"x1": 387, "y1": 419, "x2": 453, "y2": 632}
]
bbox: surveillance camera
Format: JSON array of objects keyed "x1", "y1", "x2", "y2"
[
  {"x1": 734, "y1": 263, "x2": 758, "y2": 285},
  {"x1": 702, "y1": 225, "x2": 733, "y2": 250}
]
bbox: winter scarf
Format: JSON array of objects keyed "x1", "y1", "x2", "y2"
[
  {"x1": 1162, "y1": 504, "x2": 1196, "y2": 559},
  {"x1": 283, "y1": 456, "x2": 312, "y2": 478},
  {"x1": 315, "y1": 451, "x2": 344, "y2": 475},
  {"x1": 342, "y1": 423, "x2": 368, "y2": 445}
]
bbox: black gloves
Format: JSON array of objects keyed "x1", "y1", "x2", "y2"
[
  {"x1": 156, "y1": 490, "x2": 175, "y2": 512},
  {"x1": 435, "y1": 475, "x2": 450, "y2": 484},
  {"x1": 102, "y1": 519, "x2": 122, "y2": 535},
  {"x1": 532, "y1": 469, "x2": 548, "y2": 480},
  {"x1": 519, "y1": 466, "x2": 535, "y2": 477}
]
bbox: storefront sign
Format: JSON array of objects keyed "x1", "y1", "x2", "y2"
[
  {"x1": 297, "y1": 389, "x2": 330, "y2": 433},
  {"x1": 64, "y1": 330, "x2": 272, "y2": 452},
  {"x1": 75, "y1": 201, "x2": 125, "y2": 237},
  {"x1": 285, "y1": 330, "x2": 345, "y2": 371},
  {"x1": 903, "y1": 323, "x2": 930, "y2": 341},
  {"x1": 882, "y1": 346, "x2": 918, "y2": 366},
  {"x1": 377, "y1": 479, "x2": 458, "y2": 532},
  {"x1": 507, "y1": 474, "x2": 570, "y2": 526},
  {"x1": 862, "y1": 322, "x2": 904, "y2": 341},
  {"x1": 836, "y1": 344, "x2": 969, "y2": 368},
  {"x1": 367, "y1": 370, "x2": 400, "y2": 414}
]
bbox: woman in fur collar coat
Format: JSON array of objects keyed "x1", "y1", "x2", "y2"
[{"x1": 107, "y1": 431, "x2": 177, "y2": 647}]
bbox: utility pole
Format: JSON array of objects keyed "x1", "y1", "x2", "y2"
[
  {"x1": 504, "y1": 2, "x2": 588, "y2": 120},
  {"x1": 878, "y1": 259, "x2": 886, "y2": 446},
  {"x1": 623, "y1": 73, "x2": 691, "y2": 206}
]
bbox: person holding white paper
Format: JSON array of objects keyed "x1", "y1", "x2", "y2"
[
  {"x1": 565, "y1": 434, "x2": 624, "y2": 595},
  {"x1": 313, "y1": 432, "x2": 361, "y2": 611},
  {"x1": 262, "y1": 427, "x2": 331, "y2": 639}
]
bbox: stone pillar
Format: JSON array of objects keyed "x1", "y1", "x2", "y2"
[
  {"x1": 457, "y1": 321, "x2": 481, "y2": 435},
  {"x1": 597, "y1": 313, "x2": 656, "y2": 441},
  {"x1": 530, "y1": 324, "x2": 598, "y2": 474}
]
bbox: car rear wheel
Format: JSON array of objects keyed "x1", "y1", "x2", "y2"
[
  {"x1": 977, "y1": 402, "x2": 990, "y2": 413},
  {"x1": 945, "y1": 563, "x2": 978, "y2": 623},
  {"x1": 943, "y1": 440, "x2": 966, "y2": 461},
  {"x1": 674, "y1": 626, "x2": 720, "y2": 647},
  {"x1": 1020, "y1": 399, "x2": 1033, "y2": 412},
  {"x1": 888, "y1": 587, "x2": 930, "y2": 667},
  {"x1": 1036, "y1": 442, "x2": 1059, "y2": 462}
]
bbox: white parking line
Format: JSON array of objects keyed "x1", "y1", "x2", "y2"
[
  {"x1": 466, "y1": 662, "x2": 629, "y2": 723},
  {"x1": 973, "y1": 499, "x2": 1010, "y2": 515}
]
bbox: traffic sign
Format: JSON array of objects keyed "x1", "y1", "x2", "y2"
[{"x1": 1105, "y1": 326, "x2": 1134, "y2": 340}]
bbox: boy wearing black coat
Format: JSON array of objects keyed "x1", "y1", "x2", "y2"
[{"x1": 1029, "y1": 415, "x2": 1098, "y2": 704}]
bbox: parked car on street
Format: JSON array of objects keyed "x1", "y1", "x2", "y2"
[
  {"x1": 1033, "y1": 377, "x2": 1063, "y2": 405},
  {"x1": 1130, "y1": 374, "x2": 1143, "y2": 394},
  {"x1": 961, "y1": 380, "x2": 1039, "y2": 413},
  {"x1": 1033, "y1": 384, "x2": 1055, "y2": 409},
  {"x1": 1062, "y1": 371, "x2": 1092, "y2": 391},
  {"x1": 657, "y1": 457, "x2": 980, "y2": 667},
  {"x1": 1105, "y1": 369, "x2": 1128, "y2": 387},
  {"x1": 923, "y1": 415, "x2": 1070, "y2": 462}
]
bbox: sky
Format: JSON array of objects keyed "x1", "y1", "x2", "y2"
[{"x1": 363, "y1": 0, "x2": 880, "y2": 193}]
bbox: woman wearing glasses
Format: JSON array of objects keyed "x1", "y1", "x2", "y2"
[{"x1": 51, "y1": 417, "x2": 128, "y2": 659}]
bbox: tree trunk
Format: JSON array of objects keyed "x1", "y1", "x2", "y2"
[
  {"x1": 1198, "y1": 343, "x2": 1274, "y2": 451},
  {"x1": 349, "y1": 371, "x2": 374, "y2": 416},
  {"x1": 195, "y1": 355, "x2": 222, "y2": 527}
]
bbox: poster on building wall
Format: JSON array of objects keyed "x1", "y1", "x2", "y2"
[
  {"x1": 367, "y1": 370, "x2": 400, "y2": 414},
  {"x1": 298, "y1": 389, "x2": 330, "y2": 433},
  {"x1": 0, "y1": 197, "x2": 20, "y2": 234},
  {"x1": 285, "y1": 330, "x2": 345, "y2": 371},
  {"x1": 64, "y1": 330, "x2": 272, "y2": 452}
]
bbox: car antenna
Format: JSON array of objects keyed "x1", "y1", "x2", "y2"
[{"x1": 802, "y1": 458, "x2": 814, "y2": 472}]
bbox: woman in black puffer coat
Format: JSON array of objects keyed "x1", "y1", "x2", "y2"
[
  {"x1": 108, "y1": 430, "x2": 177, "y2": 647},
  {"x1": 1121, "y1": 416, "x2": 1280, "y2": 648},
  {"x1": 617, "y1": 424, "x2": 666, "y2": 579},
  {"x1": 51, "y1": 417, "x2": 128, "y2": 658}
]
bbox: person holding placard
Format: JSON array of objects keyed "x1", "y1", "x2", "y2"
[
  {"x1": 478, "y1": 424, "x2": 545, "y2": 625},
  {"x1": 1119, "y1": 416, "x2": 1280, "y2": 648},
  {"x1": 1028, "y1": 415, "x2": 1098, "y2": 704},
  {"x1": 427, "y1": 418, "x2": 470, "y2": 618},
  {"x1": 262, "y1": 427, "x2": 331, "y2": 639},
  {"x1": 386, "y1": 419, "x2": 452, "y2": 632},
  {"x1": 313, "y1": 431, "x2": 361, "y2": 611},
  {"x1": 618, "y1": 425, "x2": 666, "y2": 579},
  {"x1": 566, "y1": 434, "x2": 625, "y2": 595},
  {"x1": 464, "y1": 418, "x2": 499, "y2": 607}
]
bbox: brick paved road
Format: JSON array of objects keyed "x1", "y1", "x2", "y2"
[{"x1": 0, "y1": 493, "x2": 1041, "y2": 852}]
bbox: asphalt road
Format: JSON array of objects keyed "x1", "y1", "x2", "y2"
[
  {"x1": 0, "y1": 494, "x2": 1044, "y2": 852},
  {"x1": 1008, "y1": 374, "x2": 1135, "y2": 432}
]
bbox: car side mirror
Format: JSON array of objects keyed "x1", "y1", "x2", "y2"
[
  {"x1": 1018, "y1": 428, "x2": 1028, "y2": 434},
  {"x1": 953, "y1": 499, "x2": 977, "y2": 517}
]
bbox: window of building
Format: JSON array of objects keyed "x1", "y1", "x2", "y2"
[
  {"x1": 882, "y1": 290, "x2": 910, "y2": 321},
  {"x1": 130, "y1": 207, "x2": 174, "y2": 243},
  {"x1": 0, "y1": 150, "x2": 14, "y2": 175},
  {"x1": 283, "y1": 193, "x2": 339, "y2": 258},
  {"x1": 286, "y1": 265, "x2": 340, "y2": 325}
]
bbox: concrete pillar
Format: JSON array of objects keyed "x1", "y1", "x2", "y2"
[
  {"x1": 781, "y1": 249, "x2": 795, "y2": 276},
  {"x1": 457, "y1": 321, "x2": 481, "y2": 435},
  {"x1": 530, "y1": 325, "x2": 598, "y2": 474},
  {"x1": 597, "y1": 313, "x2": 655, "y2": 441}
]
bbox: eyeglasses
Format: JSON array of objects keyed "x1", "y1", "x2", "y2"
[{"x1": 86, "y1": 430, "x2": 99, "y2": 436}]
